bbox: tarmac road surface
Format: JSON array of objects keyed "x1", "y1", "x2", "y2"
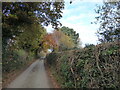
[{"x1": 7, "y1": 60, "x2": 53, "y2": 88}]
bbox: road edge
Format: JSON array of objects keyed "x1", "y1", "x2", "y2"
[
  {"x1": 44, "y1": 60, "x2": 61, "y2": 88},
  {"x1": 2, "y1": 59, "x2": 37, "y2": 88}
]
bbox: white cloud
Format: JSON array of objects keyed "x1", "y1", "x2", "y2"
[
  {"x1": 63, "y1": 13, "x2": 97, "y2": 23},
  {"x1": 62, "y1": 5, "x2": 87, "y2": 17}
]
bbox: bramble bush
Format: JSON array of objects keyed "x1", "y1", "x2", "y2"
[{"x1": 46, "y1": 42, "x2": 120, "y2": 88}]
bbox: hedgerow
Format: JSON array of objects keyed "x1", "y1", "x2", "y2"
[
  {"x1": 2, "y1": 49, "x2": 35, "y2": 73},
  {"x1": 46, "y1": 42, "x2": 120, "y2": 88}
]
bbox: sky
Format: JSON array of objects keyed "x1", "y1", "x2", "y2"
[{"x1": 45, "y1": 0, "x2": 103, "y2": 47}]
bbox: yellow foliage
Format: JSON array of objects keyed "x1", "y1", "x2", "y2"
[{"x1": 52, "y1": 30, "x2": 75, "y2": 50}]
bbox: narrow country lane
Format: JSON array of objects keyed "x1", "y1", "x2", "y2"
[{"x1": 7, "y1": 60, "x2": 53, "y2": 88}]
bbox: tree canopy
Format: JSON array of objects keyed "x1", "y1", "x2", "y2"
[
  {"x1": 40, "y1": 29, "x2": 76, "y2": 52},
  {"x1": 2, "y1": 2, "x2": 65, "y2": 52},
  {"x1": 60, "y1": 26, "x2": 80, "y2": 48},
  {"x1": 53, "y1": 30, "x2": 75, "y2": 51},
  {"x1": 2, "y1": 2, "x2": 64, "y2": 41},
  {"x1": 16, "y1": 23, "x2": 46, "y2": 52},
  {"x1": 2, "y1": 2, "x2": 65, "y2": 73},
  {"x1": 95, "y1": 1, "x2": 120, "y2": 42}
]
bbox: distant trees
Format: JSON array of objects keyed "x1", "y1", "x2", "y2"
[
  {"x1": 42, "y1": 26, "x2": 82, "y2": 52},
  {"x1": 95, "y1": 1, "x2": 120, "y2": 42},
  {"x1": 84, "y1": 44, "x2": 95, "y2": 48},
  {"x1": 52, "y1": 30, "x2": 75, "y2": 51},
  {"x1": 41, "y1": 30, "x2": 75, "y2": 52},
  {"x1": 41, "y1": 33, "x2": 58, "y2": 52},
  {"x1": 61, "y1": 26, "x2": 80, "y2": 48}
]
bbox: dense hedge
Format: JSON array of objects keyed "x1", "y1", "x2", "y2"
[
  {"x1": 2, "y1": 49, "x2": 35, "y2": 73},
  {"x1": 46, "y1": 42, "x2": 120, "y2": 88}
]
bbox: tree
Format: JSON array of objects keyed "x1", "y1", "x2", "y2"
[
  {"x1": 16, "y1": 23, "x2": 46, "y2": 52},
  {"x1": 41, "y1": 30, "x2": 75, "y2": 52},
  {"x1": 84, "y1": 44, "x2": 95, "y2": 48},
  {"x1": 2, "y1": 2, "x2": 65, "y2": 74},
  {"x1": 42, "y1": 34, "x2": 58, "y2": 52},
  {"x1": 95, "y1": 1, "x2": 120, "y2": 42},
  {"x1": 2, "y1": 2, "x2": 64, "y2": 28},
  {"x1": 52, "y1": 30, "x2": 75, "y2": 51},
  {"x1": 60, "y1": 26, "x2": 80, "y2": 48},
  {"x1": 2, "y1": 2, "x2": 64, "y2": 47},
  {"x1": 2, "y1": 2, "x2": 65, "y2": 57}
]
